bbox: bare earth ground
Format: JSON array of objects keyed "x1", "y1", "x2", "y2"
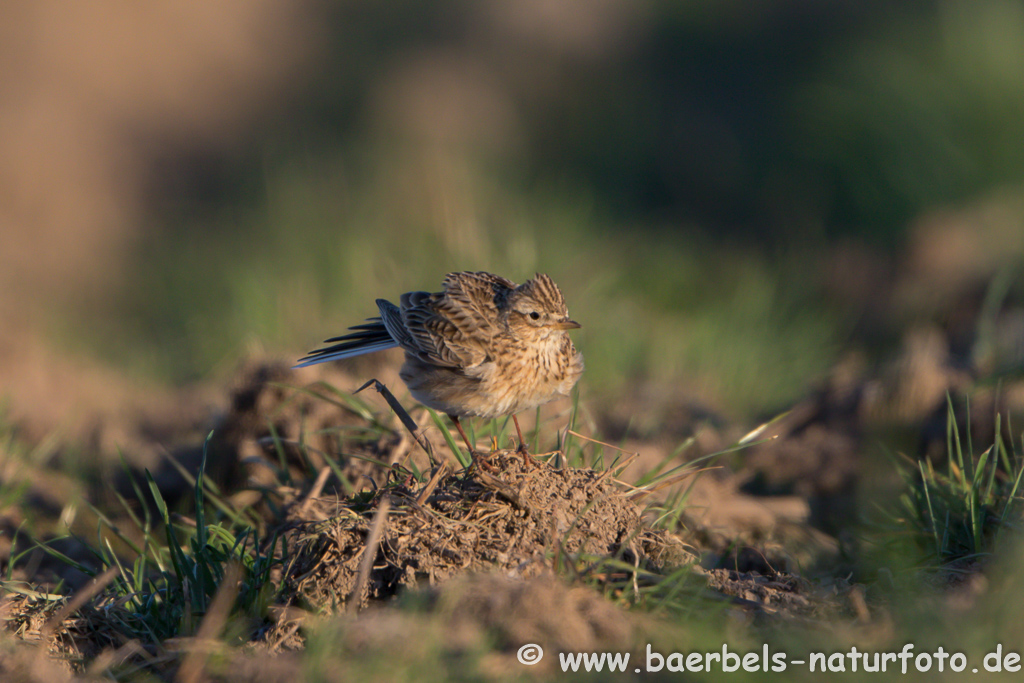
[
  {"x1": 5, "y1": 326, "x2": 1020, "y2": 680},
  {"x1": 0, "y1": 356, "x2": 840, "y2": 677},
  {"x1": 2, "y1": 203, "x2": 1024, "y2": 677}
]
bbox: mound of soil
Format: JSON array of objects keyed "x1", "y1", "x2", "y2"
[{"x1": 281, "y1": 450, "x2": 694, "y2": 614}]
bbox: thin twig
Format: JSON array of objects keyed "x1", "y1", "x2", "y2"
[
  {"x1": 566, "y1": 430, "x2": 639, "y2": 455},
  {"x1": 41, "y1": 566, "x2": 119, "y2": 637},
  {"x1": 415, "y1": 464, "x2": 448, "y2": 507},
  {"x1": 348, "y1": 495, "x2": 391, "y2": 609},
  {"x1": 356, "y1": 379, "x2": 436, "y2": 465},
  {"x1": 565, "y1": 429, "x2": 641, "y2": 482},
  {"x1": 175, "y1": 562, "x2": 243, "y2": 683},
  {"x1": 297, "y1": 466, "x2": 332, "y2": 517},
  {"x1": 621, "y1": 466, "x2": 723, "y2": 500},
  {"x1": 391, "y1": 408, "x2": 434, "y2": 469}
]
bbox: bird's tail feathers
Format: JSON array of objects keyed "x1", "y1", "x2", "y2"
[{"x1": 293, "y1": 318, "x2": 399, "y2": 368}]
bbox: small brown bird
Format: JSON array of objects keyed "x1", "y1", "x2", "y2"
[{"x1": 295, "y1": 271, "x2": 584, "y2": 468}]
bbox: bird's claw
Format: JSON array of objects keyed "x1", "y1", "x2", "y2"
[
  {"x1": 516, "y1": 442, "x2": 536, "y2": 469},
  {"x1": 469, "y1": 451, "x2": 498, "y2": 474}
]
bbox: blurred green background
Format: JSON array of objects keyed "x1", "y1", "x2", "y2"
[
  {"x1": 5, "y1": 3, "x2": 1024, "y2": 678},
  {"x1": 4, "y1": 0, "x2": 1024, "y2": 428}
]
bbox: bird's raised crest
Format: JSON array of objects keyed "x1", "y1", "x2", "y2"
[{"x1": 513, "y1": 273, "x2": 568, "y2": 316}]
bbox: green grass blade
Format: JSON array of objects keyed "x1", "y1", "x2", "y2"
[
  {"x1": 194, "y1": 431, "x2": 212, "y2": 551},
  {"x1": 972, "y1": 446, "x2": 991, "y2": 491},
  {"x1": 85, "y1": 500, "x2": 145, "y2": 558},
  {"x1": 918, "y1": 461, "x2": 941, "y2": 559},
  {"x1": 145, "y1": 469, "x2": 189, "y2": 583},
  {"x1": 947, "y1": 395, "x2": 967, "y2": 488},
  {"x1": 428, "y1": 409, "x2": 470, "y2": 468},
  {"x1": 999, "y1": 460, "x2": 1024, "y2": 527},
  {"x1": 158, "y1": 448, "x2": 256, "y2": 528},
  {"x1": 965, "y1": 395, "x2": 974, "y2": 476},
  {"x1": 277, "y1": 381, "x2": 379, "y2": 423}
]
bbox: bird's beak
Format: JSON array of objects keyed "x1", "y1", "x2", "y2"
[{"x1": 556, "y1": 318, "x2": 582, "y2": 330}]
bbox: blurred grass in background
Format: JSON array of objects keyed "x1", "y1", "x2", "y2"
[
  {"x1": 44, "y1": 0, "x2": 1024, "y2": 420},
  {"x1": 85, "y1": 156, "x2": 846, "y2": 418}
]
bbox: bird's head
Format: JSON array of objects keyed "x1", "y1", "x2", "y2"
[{"x1": 506, "y1": 273, "x2": 581, "y2": 340}]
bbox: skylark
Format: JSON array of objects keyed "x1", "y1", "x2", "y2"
[{"x1": 295, "y1": 271, "x2": 584, "y2": 468}]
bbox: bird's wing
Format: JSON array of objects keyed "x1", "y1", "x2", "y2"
[
  {"x1": 396, "y1": 272, "x2": 517, "y2": 368},
  {"x1": 437, "y1": 271, "x2": 516, "y2": 333},
  {"x1": 376, "y1": 298, "x2": 418, "y2": 350},
  {"x1": 394, "y1": 293, "x2": 479, "y2": 368}
]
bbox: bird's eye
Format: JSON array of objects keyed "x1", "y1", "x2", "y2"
[{"x1": 529, "y1": 311, "x2": 540, "y2": 320}]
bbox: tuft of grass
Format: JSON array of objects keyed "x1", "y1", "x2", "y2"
[
  {"x1": 890, "y1": 396, "x2": 1024, "y2": 565},
  {"x1": 12, "y1": 433, "x2": 285, "y2": 648}
]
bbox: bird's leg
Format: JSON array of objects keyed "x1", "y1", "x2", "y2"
[
  {"x1": 512, "y1": 414, "x2": 535, "y2": 468},
  {"x1": 450, "y1": 416, "x2": 487, "y2": 470}
]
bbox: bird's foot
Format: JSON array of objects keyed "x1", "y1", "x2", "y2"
[
  {"x1": 516, "y1": 441, "x2": 536, "y2": 469},
  {"x1": 469, "y1": 450, "x2": 498, "y2": 474}
]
